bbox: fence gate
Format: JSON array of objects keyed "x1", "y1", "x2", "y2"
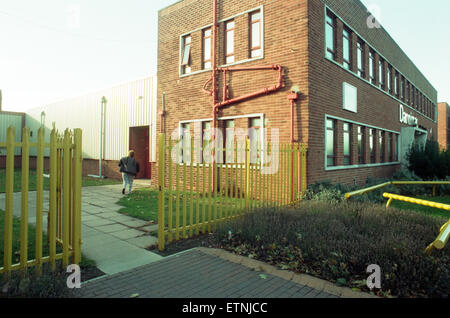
[
  {"x1": 0, "y1": 126, "x2": 82, "y2": 277},
  {"x1": 157, "y1": 133, "x2": 307, "y2": 251}
]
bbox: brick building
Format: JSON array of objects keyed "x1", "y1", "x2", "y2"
[
  {"x1": 155, "y1": 0, "x2": 438, "y2": 187},
  {"x1": 437, "y1": 102, "x2": 450, "y2": 150}
]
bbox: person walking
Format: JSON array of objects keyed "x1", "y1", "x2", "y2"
[{"x1": 119, "y1": 150, "x2": 140, "y2": 194}]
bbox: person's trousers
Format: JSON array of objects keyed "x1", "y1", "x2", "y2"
[{"x1": 122, "y1": 173, "x2": 134, "y2": 193}]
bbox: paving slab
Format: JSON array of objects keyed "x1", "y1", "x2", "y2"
[
  {"x1": 96, "y1": 223, "x2": 130, "y2": 234},
  {"x1": 109, "y1": 228, "x2": 144, "y2": 240},
  {"x1": 126, "y1": 235, "x2": 158, "y2": 249}
]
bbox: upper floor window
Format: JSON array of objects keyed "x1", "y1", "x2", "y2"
[
  {"x1": 406, "y1": 82, "x2": 410, "y2": 104},
  {"x1": 342, "y1": 28, "x2": 351, "y2": 70},
  {"x1": 394, "y1": 72, "x2": 399, "y2": 96},
  {"x1": 379, "y1": 59, "x2": 385, "y2": 90},
  {"x1": 325, "y1": 12, "x2": 336, "y2": 60},
  {"x1": 369, "y1": 51, "x2": 375, "y2": 84},
  {"x1": 250, "y1": 11, "x2": 262, "y2": 58},
  {"x1": 181, "y1": 35, "x2": 192, "y2": 75},
  {"x1": 203, "y1": 28, "x2": 212, "y2": 70},
  {"x1": 225, "y1": 20, "x2": 235, "y2": 64},
  {"x1": 400, "y1": 78, "x2": 405, "y2": 100},
  {"x1": 357, "y1": 41, "x2": 364, "y2": 78},
  {"x1": 387, "y1": 65, "x2": 392, "y2": 93}
]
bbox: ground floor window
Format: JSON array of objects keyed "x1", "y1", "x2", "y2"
[
  {"x1": 326, "y1": 119, "x2": 336, "y2": 167},
  {"x1": 343, "y1": 123, "x2": 352, "y2": 165},
  {"x1": 358, "y1": 126, "x2": 365, "y2": 164}
]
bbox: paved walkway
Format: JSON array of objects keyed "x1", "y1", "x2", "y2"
[
  {"x1": 77, "y1": 248, "x2": 338, "y2": 298},
  {"x1": 0, "y1": 184, "x2": 162, "y2": 275}
]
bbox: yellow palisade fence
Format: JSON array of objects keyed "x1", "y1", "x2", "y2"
[
  {"x1": 157, "y1": 133, "x2": 307, "y2": 251},
  {"x1": 0, "y1": 125, "x2": 82, "y2": 277}
]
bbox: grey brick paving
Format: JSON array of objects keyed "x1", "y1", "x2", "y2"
[{"x1": 77, "y1": 249, "x2": 334, "y2": 298}]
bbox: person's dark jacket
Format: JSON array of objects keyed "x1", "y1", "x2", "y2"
[{"x1": 119, "y1": 156, "x2": 140, "y2": 176}]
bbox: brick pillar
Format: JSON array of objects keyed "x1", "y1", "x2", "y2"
[
  {"x1": 336, "y1": 120, "x2": 344, "y2": 166},
  {"x1": 351, "y1": 33, "x2": 358, "y2": 73},
  {"x1": 235, "y1": 14, "x2": 248, "y2": 62},
  {"x1": 363, "y1": 43, "x2": 370, "y2": 81},
  {"x1": 352, "y1": 124, "x2": 358, "y2": 165},
  {"x1": 374, "y1": 53, "x2": 380, "y2": 87},
  {"x1": 335, "y1": 19, "x2": 344, "y2": 65}
]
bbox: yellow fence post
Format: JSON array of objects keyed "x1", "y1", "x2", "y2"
[
  {"x1": 35, "y1": 127, "x2": 45, "y2": 275},
  {"x1": 49, "y1": 128, "x2": 57, "y2": 270},
  {"x1": 72, "y1": 129, "x2": 82, "y2": 264},
  {"x1": 20, "y1": 128, "x2": 30, "y2": 275},
  {"x1": 245, "y1": 137, "x2": 250, "y2": 212},
  {"x1": 62, "y1": 129, "x2": 71, "y2": 268},
  {"x1": 158, "y1": 133, "x2": 166, "y2": 251},
  {"x1": 3, "y1": 126, "x2": 15, "y2": 278}
]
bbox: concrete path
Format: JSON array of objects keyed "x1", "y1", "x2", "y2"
[
  {"x1": 77, "y1": 248, "x2": 338, "y2": 298},
  {"x1": 0, "y1": 184, "x2": 162, "y2": 275}
]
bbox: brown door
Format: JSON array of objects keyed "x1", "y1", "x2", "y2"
[{"x1": 129, "y1": 126, "x2": 151, "y2": 179}]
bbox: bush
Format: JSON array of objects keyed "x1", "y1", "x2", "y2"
[
  {"x1": 216, "y1": 202, "x2": 449, "y2": 298},
  {"x1": 0, "y1": 265, "x2": 75, "y2": 298},
  {"x1": 406, "y1": 139, "x2": 450, "y2": 180}
]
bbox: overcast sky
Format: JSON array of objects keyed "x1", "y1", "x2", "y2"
[{"x1": 0, "y1": 0, "x2": 448, "y2": 112}]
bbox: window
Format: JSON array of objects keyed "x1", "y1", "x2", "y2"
[
  {"x1": 181, "y1": 123, "x2": 191, "y2": 163},
  {"x1": 342, "y1": 28, "x2": 351, "y2": 70},
  {"x1": 387, "y1": 133, "x2": 392, "y2": 162},
  {"x1": 357, "y1": 41, "x2": 364, "y2": 77},
  {"x1": 249, "y1": 118, "x2": 261, "y2": 164},
  {"x1": 181, "y1": 35, "x2": 192, "y2": 74},
  {"x1": 343, "y1": 123, "x2": 352, "y2": 165},
  {"x1": 400, "y1": 77, "x2": 405, "y2": 100},
  {"x1": 369, "y1": 128, "x2": 375, "y2": 163},
  {"x1": 379, "y1": 59, "x2": 384, "y2": 89},
  {"x1": 225, "y1": 20, "x2": 235, "y2": 64},
  {"x1": 387, "y1": 66, "x2": 392, "y2": 93},
  {"x1": 379, "y1": 130, "x2": 384, "y2": 163},
  {"x1": 203, "y1": 28, "x2": 212, "y2": 69},
  {"x1": 394, "y1": 72, "x2": 399, "y2": 96},
  {"x1": 250, "y1": 11, "x2": 262, "y2": 58},
  {"x1": 393, "y1": 134, "x2": 399, "y2": 162},
  {"x1": 406, "y1": 82, "x2": 410, "y2": 104},
  {"x1": 326, "y1": 119, "x2": 336, "y2": 167},
  {"x1": 325, "y1": 12, "x2": 336, "y2": 60},
  {"x1": 224, "y1": 120, "x2": 235, "y2": 163},
  {"x1": 343, "y1": 82, "x2": 357, "y2": 113},
  {"x1": 358, "y1": 126, "x2": 365, "y2": 164},
  {"x1": 202, "y1": 121, "x2": 211, "y2": 163},
  {"x1": 369, "y1": 51, "x2": 375, "y2": 84}
]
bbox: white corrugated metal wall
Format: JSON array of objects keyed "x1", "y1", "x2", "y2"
[
  {"x1": 0, "y1": 113, "x2": 23, "y2": 156},
  {"x1": 26, "y1": 76, "x2": 157, "y2": 161}
]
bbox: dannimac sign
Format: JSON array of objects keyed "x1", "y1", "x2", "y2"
[{"x1": 399, "y1": 104, "x2": 418, "y2": 126}]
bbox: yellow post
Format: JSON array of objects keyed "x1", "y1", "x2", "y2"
[
  {"x1": 167, "y1": 138, "x2": 173, "y2": 243},
  {"x1": 245, "y1": 137, "x2": 250, "y2": 212},
  {"x1": 35, "y1": 127, "x2": 45, "y2": 275},
  {"x1": 49, "y1": 128, "x2": 57, "y2": 270},
  {"x1": 3, "y1": 126, "x2": 15, "y2": 278},
  {"x1": 72, "y1": 129, "x2": 82, "y2": 264},
  {"x1": 62, "y1": 129, "x2": 71, "y2": 267},
  {"x1": 433, "y1": 185, "x2": 436, "y2": 197},
  {"x1": 19, "y1": 128, "x2": 30, "y2": 274},
  {"x1": 158, "y1": 133, "x2": 166, "y2": 251}
]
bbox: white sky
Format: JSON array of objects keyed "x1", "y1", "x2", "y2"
[{"x1": 0, "y1": 0, "x2": 448, "y2": 112}]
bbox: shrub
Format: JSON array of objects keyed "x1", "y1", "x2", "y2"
[
  {"x1": 216, "y1": 202, "x2": 449, "y2": 298},
  {"x1": 406, "y1": 139, "x2": 450, "y2": 180},
  {"x1": 0, "y1": 265, "x2": 75, "y2": 298}
]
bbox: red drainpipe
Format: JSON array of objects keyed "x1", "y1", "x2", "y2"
[{"x1": 211, "y1": 0, "x2": 218, "y2": 191}]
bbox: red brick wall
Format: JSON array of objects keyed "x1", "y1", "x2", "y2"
[
  {"x1": 155, "y1": 0, "x2": 438, "y2": 188},
  {"x1": 437, "y1": 102, "x2": 449, "y2": 150}
]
